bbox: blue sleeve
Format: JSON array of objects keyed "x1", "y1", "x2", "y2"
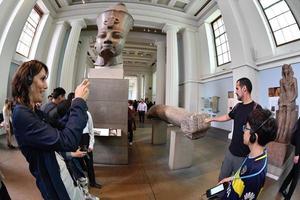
[
  {"x1": 13, "y1": 98, "x2": 88, "y2": 152},
  {"x1": 239, "y1": 177, "x2": 262, "y2": 200}
]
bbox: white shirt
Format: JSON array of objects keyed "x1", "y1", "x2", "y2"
[
  {"x1": 82, "y1": 111, "x2": 95, "y2": 150},
  {"x1": 137, "y1": 102, "x2": 147, "y2": 112}
]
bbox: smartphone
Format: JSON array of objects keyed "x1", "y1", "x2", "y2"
[{"x1": 206, "y1": 183, "x2": 227, "y2": 198}]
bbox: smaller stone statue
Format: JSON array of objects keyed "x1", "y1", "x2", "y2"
[
  {"x1": 277, "y1": 64, "x2": 298, "y2": 143},
  {"x1": 147, "y1": 105, "x2": 210, "y2": 139},
  {"x1": 94, "y1": 2, "x2": 134, "y2": 67}
]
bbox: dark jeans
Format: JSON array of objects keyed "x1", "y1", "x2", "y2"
[
  {"x1": 128, "y1": 119, "x2": 133, "y2": 143},
  {"x1": 79, "y1": 134, "x2": 97, "y2": 185},
  {"x1": 0, "y1": 181, "x2": 11, "y2": 200},
  {"x1": 138, "y1": 111, "x2": 145, "y2": 123},
  {"x1": 280, "y1": 161, "x2": 300, "y2": 199}
]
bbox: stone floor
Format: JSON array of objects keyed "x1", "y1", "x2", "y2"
[{"x1": 0, "y1": 122, "x2": 299, "y2": 200}]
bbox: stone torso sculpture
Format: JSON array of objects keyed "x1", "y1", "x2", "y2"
[
  {"x1": 147, "y1": 104, "x2": 210, "y2": 139},
  {"x1": 277, "y1": 64, "x2": 298, "y2": 143},
  {"x1": 94, "y1": 3, "x2": 133, "y2": 67}
]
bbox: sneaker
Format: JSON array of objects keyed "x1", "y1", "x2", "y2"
[
  {"x1": 279, "y1": 189, "x2": 287, "y2": 198},
  {"x1": 85, "y1": 193, "x2": 100, "y2": 200},
  {"x1": 90, "y1": 182, "x2": 102, "y2": 189}
]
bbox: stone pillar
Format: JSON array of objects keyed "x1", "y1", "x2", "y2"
[
  {"x1": 0, "y1": 0, "x2": 36, "y2": 105},
  {"x1": 60, "y1": 19, "x2": 86, "y2": 93},
  {"x1": 182, "y1": 28, "x2": 199, "y2": 112},
  {"x1": 75, "y1": 36, "x2": 89, "y2": 86},
  {"x1": 216, "y1": 0, "x2": 255, "y2": 68},
  {"x1": 30, "y1": 13, "x2": 54, "y2": 62},
  {"x1": 144, "y1": 73, "x2": 152, "y2": 101},
  {"x1": 155, "y1": 41, "x2": 166, "y2": 105},
  {"x1": 151, "y1": 119, "x2": 167, "y2": 145},
  {"x1": 163, "y1": 24, "x2": 179, "y2": 107},
  {"x1": 137, "y1": 74, "x2": 143, "y2": 100},
  {"x1": 46, "y1": 21, "x2": 69, "y2": 94},
  {"x1": 0, "y1": 0, "x2": 19, "y2": 37},
  {"x1": 169, "y1": 128, "x2": 194, "y2": 170}
]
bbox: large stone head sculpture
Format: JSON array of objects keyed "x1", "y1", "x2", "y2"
[{"x1": 94, "y1": 3, "x2": 134, "y2": 66}]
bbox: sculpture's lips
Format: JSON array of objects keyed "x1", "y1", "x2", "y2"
[{"x1": 102, "y1": 44, "x2": 113, "y2": 48}]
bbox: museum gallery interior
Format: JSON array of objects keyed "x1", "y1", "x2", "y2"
[{"x1": 0, "y1": 0, "x2": 300, "y2": 199}]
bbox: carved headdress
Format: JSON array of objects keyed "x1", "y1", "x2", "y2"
[{"x1": 96, "y1": 3, "x2": 133, "y2": 35}]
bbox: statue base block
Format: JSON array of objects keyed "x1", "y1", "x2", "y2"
[
  {"x1": 266, "y1": 142, "x2": 293, "y2": 180},
  {"x1": 168, "y1": 128, "x2": 193, "y2": 170},
  {"x1": 151, "y1": 119, "x2": 167, "y2": 145}
]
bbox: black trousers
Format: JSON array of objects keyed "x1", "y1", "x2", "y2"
[
  {"x1": 138, "y1": 111, "x2": 145, "y2": 123},
  {"x1": 280, "y1": 161, "x2": 300, "y2": 199},
  {"x1": 79, "y1": 134, "x2": 97, "y2": 185},
  {"x1": 128, "y1": 119, "x2": 133, "y2": 143}
]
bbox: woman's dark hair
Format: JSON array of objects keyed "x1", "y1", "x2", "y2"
[
  {"x1": 67, "y1": 92, "x2": 75, "y2": 101},
  {"x1": 12, "y1": 60, "x2": 48, "y2": 107},
  {"x1": 247, "y1": 108, "x2": 277, "y2": 146}
]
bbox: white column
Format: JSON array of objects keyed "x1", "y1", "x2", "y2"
[
  {"x1": 163, "y1": 24, "x2": 179, "y2": 107},
  {"x1": 75, "y1": 36, "x2": 89, "y2": 86},
  {"x1": 182, "y1": 28, "x2": 199, "y2": 112},
  {"x1": 46, "y1": 21, "x2": 69, "y2": 95},
  {"x1": 30, "y1": 13, "x2": 54, "y2": 61},
  {"x1": 0, "y1": 0, "x2": 36, "y2": 105},
  {"x1": 60, "y1": 19, "x2": 86, "y2": 93},
  {"x1": 216, "y1": 0, "x2": 255, "y2": 68},
  {"x1": 0, "y1": 0, "x2": 19, "y2": 38},
  {"x1": 155, "y1": 41, "x2": 166, "y2": 105},
  {"x1": 137, "y1": 74, "x2": 142, "y2": 100},
  {"x1": 144, "y1": 73, "x2": 152, "y2": 101}
]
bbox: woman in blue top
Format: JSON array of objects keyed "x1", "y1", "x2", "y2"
[
  {"x1": 11, "y1": 60, "x2": 90, "y2": 200},
  {"x1": 220, "y1": 108, "x2": 277, "y2": 200}
]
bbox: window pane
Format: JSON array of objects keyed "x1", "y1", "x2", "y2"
[
  {"x1": 16, "y1": 5, "x2": 42, "y2": 57},
  {"x1": 259, "y1": 0, "x2": 300, "y2": 45},
  {"x1": 270, "y1": 18, "x2": 280, "y2": 31},
  {"x1": 260, "y1": 0, "x2": 281, "y2": 8},
  {"x1": 216, "y1": 38, "x2": 220, "y2": 46},
  {"x1": 274, "y1": 30, "x2": 285, "y2": 45}
]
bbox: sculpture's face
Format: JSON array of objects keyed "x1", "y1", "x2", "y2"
[
  {"x1": 95, "y1": 27, "x2": 125, "y2": 60},
  {"x1": 283, "y1": 65, "x2": 289, "y2": 76}
]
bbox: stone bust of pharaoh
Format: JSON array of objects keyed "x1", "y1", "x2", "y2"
[{"x1": 94, "y1": 3, "x2": 134, "y2": 67}]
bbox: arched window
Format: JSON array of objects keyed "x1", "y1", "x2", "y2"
[
  {"x1": 16, "y1": 5, "x2": 43, "y2": 57},
  {"x1": 258, "y1": 0, "x2": 300, "y2": 46},
  {"x1": 211, "y1": 16, "x2": 231, "y2": 66}
]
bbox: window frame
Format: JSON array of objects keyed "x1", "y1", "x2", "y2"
[
  {"x1": 211, "y1": 15, "x2": 231, "y2": 67},
  {"x1": 16, "y1": 4, "x2": 44, "y2": 57},
  {"x1": 257, "y1": 0, "x2": 300, "y2": 47}
]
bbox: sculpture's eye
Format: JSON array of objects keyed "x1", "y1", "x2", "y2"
[
  {"x1": 99, "y1": 32, "x2": 106, "y2": 39},
  {"x1": 112, "y1": 32, "x2": 123, "y2": 39}
]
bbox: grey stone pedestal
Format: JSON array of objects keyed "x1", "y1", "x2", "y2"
[
  {"x1": 151, "y1": 119, "x2": 167, "y2": 145},
  {"x1": 168, "y1": 128, "x2": 194, "y2": 170}
]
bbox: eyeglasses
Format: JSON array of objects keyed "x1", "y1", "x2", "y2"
[{"x1": 242, "y1": 125, "x2": 252, "y2": 132}]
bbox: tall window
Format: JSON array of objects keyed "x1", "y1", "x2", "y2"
[
  {"x1": 16, "y1": 5, "x2": 43, "y2": 57},
  {"x1": 258, "y1": 0, "x2": 300, "y2": 46},
  {"x1": 212, "y1": 16, "x2": 231, "y2": 66}
]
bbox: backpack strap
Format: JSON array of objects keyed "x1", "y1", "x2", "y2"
[{"x1": 253, "y1": 101, "x2": 257, "y2": 110}]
